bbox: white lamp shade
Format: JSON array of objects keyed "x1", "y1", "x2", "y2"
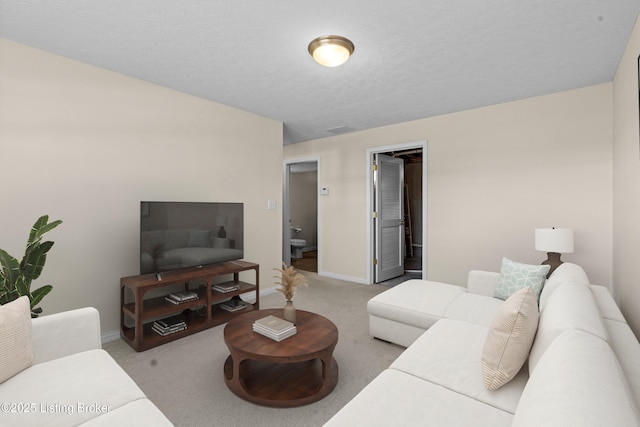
[{"x1": 535, "y1": 228, "x2": 574, "y2": 253}]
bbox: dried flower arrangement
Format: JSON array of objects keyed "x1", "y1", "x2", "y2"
[{"x1": 273, "y1": 262, "x2": 307, "y2": 301}]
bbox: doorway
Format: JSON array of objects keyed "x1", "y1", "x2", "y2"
[
  {"x1": 283, "y1": 159, "x2": 320, "y2": 272},
  {"x1": 368, "y1": 141, "x2": 426, "y2": 284}
]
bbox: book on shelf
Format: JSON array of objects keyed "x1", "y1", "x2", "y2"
[
  {"x1": 220, "y1": 299, "x2": 247, "y2": 312},
  {"x1": 165, "y1": 296, "x2": 197, "y2": 305},
  {"x1": 151, "y1": 323, "x2": 187, "y2": 333},
  {"x1": 152, "y1": 314, "x2": 187, "y2": 336},
  {"x1": 213, "y1": 283, "x2": 241, "y2": 293},
  {"x1": 152, "y1": 324, "x2": 186, "y2": 336},
  {"x1": 252, "y1": 315, "x2": 297, "y2": 341},
  {"x1": 154, "y1": 314, "x2": 187, "y2": 329},
  {"x1": 165, "y1": 291, "x2": 198, "y2": 304}
]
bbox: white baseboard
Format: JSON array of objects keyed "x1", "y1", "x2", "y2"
[
  {"x1": 260, "y1": 288, "x2": 278, "y2": 297},
  {"x1": 318, "y1": 271, "x2": 369, "y2": 285},
  {"x1": 101, "y1": 329, "x2": 121, "y2": 344},
  {"x1": 242, "y1": 287, "x2": 277, "y2": 303}
]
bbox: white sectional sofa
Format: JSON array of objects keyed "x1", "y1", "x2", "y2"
[
  {"x1": 0, "y1": 302, "x2": 172, "y2": 426},
  {"x1": 325, "y1": 262, "x2": 640, "y2": 426}
]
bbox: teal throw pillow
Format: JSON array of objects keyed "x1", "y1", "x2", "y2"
[{"x1": 494, "y1": 257, "x2": 550, "y2": 302}]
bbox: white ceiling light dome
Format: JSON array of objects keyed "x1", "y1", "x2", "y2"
[{"x1": 308, "y1": 35, "x2": 355, "y2": 67}]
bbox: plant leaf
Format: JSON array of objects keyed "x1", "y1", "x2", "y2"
[
  {"x1": 30, "y1": 285, "x2": 52, "y2": 308},
  {"x1": 0, "y1": 288, "x2": 18, "y2": 305},
  {"x1": 0, "y1": 216, "x2": 60, "y2": 310},
  {"x1": 27, "y1": 216, "x2": 62, "y2": 247},
  {"x1": 15, "y1": 276, "x2": 29, "y2": 296},
  {"x1": 21, "y1": 241, "x2": 53, "y2": 281},
  {"x1": 27, "y1": 215, "x2": 48, "y2": 246},
  {"x1": 0, "y1": 249, "x2": 20, "y2": 290}
]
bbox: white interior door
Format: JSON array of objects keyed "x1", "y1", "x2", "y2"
[{"x1": 374, "y1": 154, "x2": 405, "y2": 282}]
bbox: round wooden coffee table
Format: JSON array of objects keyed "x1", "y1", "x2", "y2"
[{"x1": 223, "y1": 309, "x2": 339, "y2": 407}]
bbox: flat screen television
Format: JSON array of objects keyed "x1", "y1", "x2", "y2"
[{"x1": 140, "y1": 201, "x2": 244, "y2": 275}]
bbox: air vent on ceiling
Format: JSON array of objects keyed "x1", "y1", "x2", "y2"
[{"x1": 325, "y1": 125, "x2": 355, "y2": 135}]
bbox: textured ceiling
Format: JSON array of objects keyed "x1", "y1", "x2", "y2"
[{"x1": 1, "y1": 1, "x2": 639, "y2": 145}]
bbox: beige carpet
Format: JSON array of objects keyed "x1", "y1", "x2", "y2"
[{"x1": 104, "y1": 272, "x2": 404, "y2": 426}]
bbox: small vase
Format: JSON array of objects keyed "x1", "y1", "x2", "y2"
[{"x1": 283, "y1": 300, "x2": 296, "y2": 324}]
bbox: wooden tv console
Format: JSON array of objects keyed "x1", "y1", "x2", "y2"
[{"x1": 120, "y1": 261, "x2": 259, "y2": 351}]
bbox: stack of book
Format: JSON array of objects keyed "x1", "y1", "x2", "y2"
[
  {"x1": 213, "y1": 283, "x2": 241, "y2": 293},
  {"x1": 253, "y1": 315, "x2": 297, "y2": 342},
  {"x1": 152, "y1": 314, "x2": 187, "y2": 336},
  {"x1": 220, "y1": 299, "x2": 247, "y2": 312},
  {"x1": 165, "y1": 290, "x2": 198, "y2": 305}
]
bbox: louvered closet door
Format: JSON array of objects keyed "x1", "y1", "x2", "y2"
[{"x1": 375, "y1": 154, "x2": 404, "y2": 282}]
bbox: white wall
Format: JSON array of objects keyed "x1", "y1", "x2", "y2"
[
  {"x1": 613, "y1": 16, "x2": 640, "y2": 337},
  {"x1": 285, "y1": 84, "x2": 613, "y2": 288},
  {"x1": 0, "y1": 39, "x2": 283, "y2": 337}
]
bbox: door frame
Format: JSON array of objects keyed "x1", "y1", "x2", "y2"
[
  {"x1": 366, "y1": 140, "x2": 427, "y2": 284},
  {"x1": 283, "y1": 157, "x2": 321, "y2": 269}
]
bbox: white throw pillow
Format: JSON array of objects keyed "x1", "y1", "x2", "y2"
[
  {"x1": 482, "y1": 287, "x2": 539, "y2": 390},
  {"x1": 0, "y1": 296, "x2": 33, "y2": 383},
  {"x1": 494, "y1": 257, "x2": 550, "y2": 301}
]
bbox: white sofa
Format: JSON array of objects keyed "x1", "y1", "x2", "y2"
[
  {"x1": 0, "y1": 306, "x2": 173, "y2": 426},
  {"x1": 325, "y1": 263, "x2": 640, "y2": 426}
]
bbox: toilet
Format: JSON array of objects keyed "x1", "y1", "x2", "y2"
[{"x1": 290, "y1": 227, "x2": 306, "y2": 259}]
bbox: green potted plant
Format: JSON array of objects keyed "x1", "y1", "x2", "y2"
[{"x1": 0, "y1": 215, "x2": 62, "y2": 317}]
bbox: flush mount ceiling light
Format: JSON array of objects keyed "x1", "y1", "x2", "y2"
[{"x1": 308, "y1": 35, "x2": 355, "y2": 67}]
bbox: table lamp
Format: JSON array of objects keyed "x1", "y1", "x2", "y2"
[{"x1": 535, "y1": 228, "x2": 574, "y2": 278}]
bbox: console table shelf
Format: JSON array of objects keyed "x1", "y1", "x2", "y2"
[{"x1": 120, "y1": 261, "x2": 259, "y2": 351}]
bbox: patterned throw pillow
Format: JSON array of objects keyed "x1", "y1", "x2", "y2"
[
  {"x1": 494, "y1": 257, "x2": 550, "y2": 302},
  {"x1": 482, "y1": 286, "x2": 540, "y2": 390},
  {"x1": 0, "y1": 296, "x2": 33, "y2": 383}
]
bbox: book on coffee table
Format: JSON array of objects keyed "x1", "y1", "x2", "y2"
[
  {"x1": 253, "y1": 325, "x2": 297, "y2": 342},
  {"x1": 253, "y1": 315, "x2": 297, "y2": 341}
]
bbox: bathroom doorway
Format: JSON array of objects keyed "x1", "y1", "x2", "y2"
[
  {"x1": 368, "y1": 141, "x2": 426, "y2": 284},
  {"x1": 283, "y1": 159, "x2": 319, "y2": 272}
]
